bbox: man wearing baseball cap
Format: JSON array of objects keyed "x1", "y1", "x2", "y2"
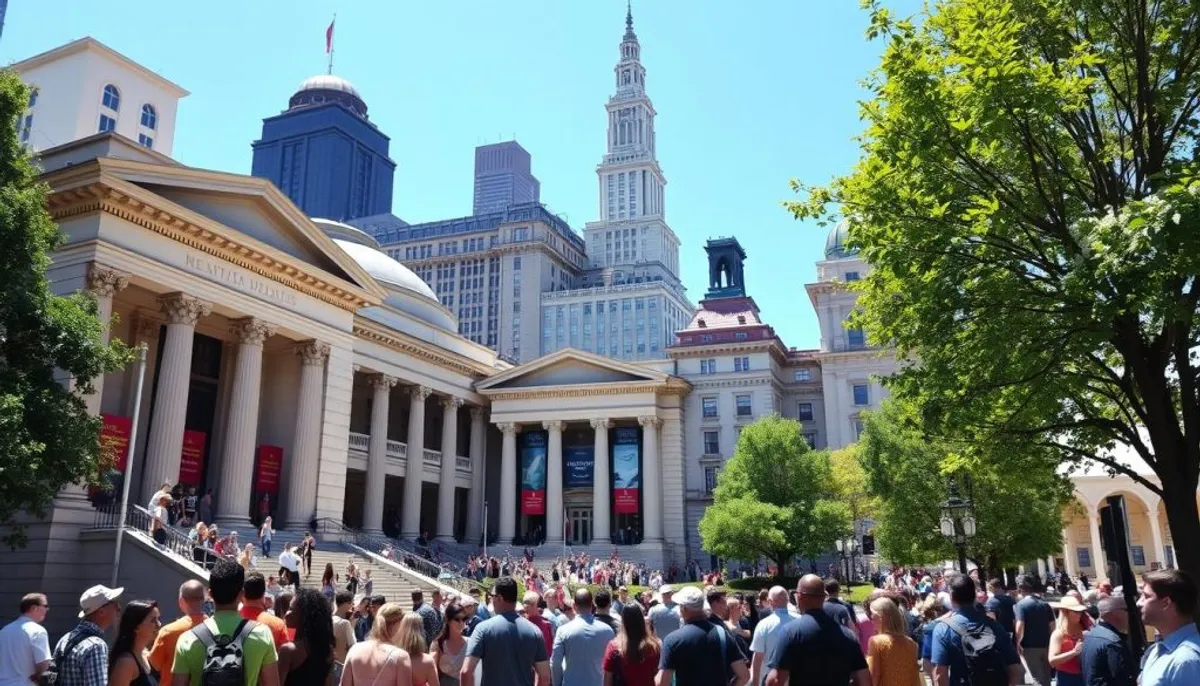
[
  {"x1": 648, "y1": 584, "x2": 681, "y2": 640},
  {"x1": 53, "y1": 585, "x2": 123, "y2": 686},
  {"x1": 659, "y1": 586, "x2": 749, "y2": 686}
]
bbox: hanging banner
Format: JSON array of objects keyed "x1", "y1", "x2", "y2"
[
  {"x1": 612, "y1": 427, "x2": 641, "y2": 514},
  {"x1": 178, "y1": 430, "x2": 206, "y2": 485},
  {"x1": 520, "y1": 431, "x2": 547, "y2": 515},
  {"x1": 255, "y1": 445, "x2": 284, "y2": 494},
  {"x1": 91, "y1": 414, "x2": 133, "y2": 506},
  {"x1": 564, "y1": 445, "x2": 595, "y2": 488}
]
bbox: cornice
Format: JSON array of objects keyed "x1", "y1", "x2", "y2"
[
  {"x1": 395, "y1": 239, "x2": 585, "y2": 271},
  {"x1": 689, "y1": 377, "x2": 779, "y2": 390},
  {"x1": 46, "y1": 177, "x2": 375, "y2": 313},
  {"x1": 352, "y1": 317, "x2": 494, "y2": 379},
  {"x1": 481, "y1": 381, "x2": 685, "y2": 402}
]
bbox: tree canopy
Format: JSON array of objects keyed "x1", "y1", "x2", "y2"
[
  {"x1": 0, "y1": 72, "x2": 131, "y2": 546},
  {"x1": 790, "y1": 0, "x2": 1200, "y2": 575},
  {"x1": 859, "y1": 398, "x2": 1072, "y2": 574},
  {"x1": 698, "y1": 415, "x2": 849, "y2": 572}
]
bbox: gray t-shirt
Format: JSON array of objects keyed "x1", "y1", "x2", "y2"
[
  {"x1": 466, "y1": 611, "x2": 548, "y2": 686},
  {"x1": 649, "y1": 601, "x2": 682, "y2": 640},
  {"x1": 1014, "y1": 596, "x2": 1054, "y2": 648}
]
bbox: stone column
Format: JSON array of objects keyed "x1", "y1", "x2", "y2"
[
  {"x1": 498, "y1": 423, "x2": 518, "y2": 543},
  {"x1": 640, "y1": 416, "x2": 663, "y2": 541},
  {"x1": 362, "y1": 373, "x2": 396, "y2": 534},
  {"x1": 591, "y1": 419, "x2": 611, "y2": 544},
  {"x1": 465, "y1": 408, "x2": 486, "y2": 543},
  {"x1": 544, "y1": 421, "x2": 565, "y2": 545},
  {"x1": 84, "y1": 265, "x2": 130, "y2": 415},
  {"x1": 400, "y1": 386, "x2": 431, "y2": 539},
  {"x1": 1063, "y1": 534, "x2": 1077, "y2": 577},
  {"x1": 214, "y1": 318, "x2": 276, "y2": 528},
  {"x1": 436, "y1": 396, "x2": 464, "y2": 541},
  {"x1": 1148, "y1": 503, "x2": 1168, "y2": 568},
  {"x1": 142, "y1": 293, "x2": 211, "y2": 504},
  {"x1": 282, "y1": 341, "x2": 329, "y2": 528},
  {"x1": 1088, "y1": 511, "x2": 1105, "y2": 575}
]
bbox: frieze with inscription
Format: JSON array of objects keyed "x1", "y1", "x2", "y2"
[{"x1": 185, "y1": 253, "x2": 299, "y2": 308}]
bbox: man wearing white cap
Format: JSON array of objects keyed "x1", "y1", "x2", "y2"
[
  {"x1": 53, "y1": 585, "x2": 123, "y2": 686},
  {"x1": 658, "y1": 586, "x2": 749, "y2": 686},
  {"x1": 648, "y1": 584, "x2": 681, "y2": 640}
]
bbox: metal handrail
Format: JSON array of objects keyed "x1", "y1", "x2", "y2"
[
  {"x1": 90, "y1": 504, "x2": 219, "y2": 573},
  {"x1": 311, "y1": 518, "x2": 482, "y2": 592}
]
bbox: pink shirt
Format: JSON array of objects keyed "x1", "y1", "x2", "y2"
[{"x1": 857, "y1": 615, "x2": 876, "y2": 656}]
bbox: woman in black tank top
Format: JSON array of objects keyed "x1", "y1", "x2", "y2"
[
  {"x1": 109, "y1": 600, "x2": 161, "y2": 686},
  {"x1": 279, "y1": 588, "x2": 336, "y2": 686}
]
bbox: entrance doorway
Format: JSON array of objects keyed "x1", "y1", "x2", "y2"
[{"x1": 567, "y1": 507, "x2": 592, "y2": 546}]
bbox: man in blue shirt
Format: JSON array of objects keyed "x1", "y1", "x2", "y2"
[
  {"x1": 550, "y1": 589, "x2": 614, "y2": 686},
  {"x1": 461, "y1": 577, "x2": 550, "y2": 686},
  {"x1": 1139, "y1": 569, "x2": 1200, "y2": 686},
  {"x1": 931, "y1": 574, "x2": 1022, "y2": 686},
  {"x1": 1080, "y1": 595, "x2": 1135, "y2": 686},
  {"x1": 1014, "y1": 575, "x2": 1054, "y2": 686}
]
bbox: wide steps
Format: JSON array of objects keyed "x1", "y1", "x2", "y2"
[{"x1": 257, "y1": 544, "x2": 440, "y2": 605}]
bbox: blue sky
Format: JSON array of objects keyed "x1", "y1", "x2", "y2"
[{"x1": 4, "y1": 0, "x2": 918, "y2": 350}]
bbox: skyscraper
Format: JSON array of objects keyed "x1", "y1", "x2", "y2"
[
  {"x1": 473, "y1": 141, "x2": 541, "y2": 214},
  {"x1": 251, "y1": 75, "x2": 396, "y2": 222}
]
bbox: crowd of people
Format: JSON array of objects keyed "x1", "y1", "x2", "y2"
[
  {"x1": 462, "y1": 549, "x2": 727, "y2": 595},
  {"x1": 3, "y1": 555, "x2": 1198, "y2": 686}
]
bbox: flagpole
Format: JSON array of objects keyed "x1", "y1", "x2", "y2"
[{"x1": 327, "y1": 13, "x2": 336, "y2": 75}]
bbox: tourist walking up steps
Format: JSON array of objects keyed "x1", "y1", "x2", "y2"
[
  {"x1": 108, "y1": 600, "x2": 161, "y2": 686},
  {"x1": 340, "y1": 602, "x2": 412, "y2": 686},
  {"x1": 149, "y1": 581, "x2": 207, "y2": 686},
  {"x1": 55, "y1": 585, "x2": 124, "y2": 686},
  {"x1": 0, "y1": 593, "x2": 52, "y2": 686},
  {"x1": 1138, "y1": 569, "x2": 1200, "y2": 686}
]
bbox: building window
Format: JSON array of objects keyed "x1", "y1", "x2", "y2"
[
  {"x1": 28, "y1": 89, "x2": 39, "y2": 108},
  {"x1": 513, "y1": 257, "x2": 522, "y2": 270},
  {"x1": 138, "y1": 133, "x2": 153, "y2": 149},
  {"x1": 802, "y1": 431, "x2": 817, "y2": 448},
  {"x1": 20, "y1": 114, "x2": 32, "y2": 143},
  {"x1": 853, "y1": 384, "x2": 869, "y2": 406},
  {"x1": 734, "y1": 356, "x2": 750, "y2": 372},
  {"x1": 702, "y1": 397, "x2": 718, "y2": 419},
  {"x1": 735, "y1": 332, "x2": 748, "y2": 340},
  {"x1": 853, "y1": 417, "x2": 865, "y2": 439},
  {"x1": 98, "y1": 114, "x2": 116, "y2": 133},
  {"x1": 798, "y1": 402, "x2": 814, "y2": 421},
  {"x1": 702, "y1": 334, "x2": 713, "y2": 343},
  {"x1": 848, "y1": 327, "x2": 866, "y2": 349},
  {"x1": 140, "y1": 104, "x2": 157, "y2": 129},
  {"x1": 700, "y1": 358, "x2": 717, "y2": 375},
  {"x1": 704, "y1": 431, "x2": 719, "y2": 455},
  {"x1": 845, "y1": 271, "x2": 861, "y2": 282},
  {"x1": 1131, "y1": 545, "x2": 1146, "y2": 566},
  {"x1": 704, "y1": 466, "x2": 719, "y2": 494},
  {"x1": 794, "y1": 369, "x2": 811, "y2": 382},
  {"x1": 101, "y1": 84, "x2": 121, "y2": 111},
  {"x1": 736, "y1": 394, "x2": 752, "y2": 417},
  {"x1": 1078, "y1": 547, "x2": 1091, "y2": 569}
]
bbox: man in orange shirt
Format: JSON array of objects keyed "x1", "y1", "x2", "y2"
[
  {"x1": 148, "y1": 579, "x2": 207, "y2": 686},
  {"x1": 240, "y1": 572, "x2": 289, "y2": 649}
]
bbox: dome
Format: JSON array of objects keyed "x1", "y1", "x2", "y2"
[
  {"x1": 824, "y1": 219, "x2": 860, "y2": 260},
  {"x1": 289, "y1": 75, "x2": 368, "y2": 117}
]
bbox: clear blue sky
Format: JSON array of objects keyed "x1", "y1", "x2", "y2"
[{"x1": 4, "y1": 0, "x2": 918, "y2": 350}]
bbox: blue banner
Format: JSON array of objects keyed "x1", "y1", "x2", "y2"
[
  {"x1": 564, "y1": 445, "x2": 595, "y2": 487},
  {"x1": 612, "y1": 427, "x2": 641, "y2": 514},
  {"x1": 521, "y1": 431, "x2": 547, "y2": 515}
]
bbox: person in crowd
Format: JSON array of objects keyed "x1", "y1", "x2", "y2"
[
  {"x1": 277, "y1": 592, "x2": 296, "y2": 640},
  {"x1": 413, "y1": 591, "x2": 440, "y2": 648},
  {"x1": 147, "y1": 481, "x2": 172, "y2": 511},
  {"x1": 321, "y1": 564, "x2": 338, "y2": 605},
  {"x1": 55, "y1": 585, "x2": 124, "y2": 686},
  {"x1": 657, "y1": 586, "x2": 748, "y2": 686},
  {"x1": 985, "y1": 579, "x2": 1017, "y2": 647},
  {"x1": 108, "y1": 600, "x2": 161, "y2": 686},
  {"x1": 930, "y1": 574, "x2": 1022, "y2": 686},
  {"x1": 551, "y1": 589, "x2": 615, "y2": 686},
  {"x1": 259, "y1": 517, "x2": 274, "y2": 559},
  {"x1": 172, "y1": 558, "x2": 278, "y2": 686},
  {"x1": 763, "y1": 576, "x2": 865, "y2": 686},
  {"x1": 301, "y1": 533, "x2": 316, "y2": 579},
  {"x1": 279, "y1": 544, "x2": 302, "y2": 589},
  {"x1": 431, "y1": 603, "x2": 468, "y2": 686},
  {"x1": 522, "y1": 591, "x2": 555, "y2": 656},
  {"x1": 395, "y1": 614, "x2": 437, "y2": 686},
  {"x1": 603, "y1": 603, "x2": 659, "y2": 686},
  {"x1": 1048, "y1": 595, "x2": 1088, "y2": 686},
  {"x1": 459, "y1": 597, "x2": 481, "y2": 638},
  {"x1": 593, "y1": 589, "x2": 620, "y2": 633},
  {"x1": 915, "y1": 595, "x2": 945, "y2": 686},
  {"x1": 356, "y1": 596, "x2": 386, "y2": 643},
  {"x1": 278, "y1": 588, "x2": 335, "y2": 686},
  {"x1": 0, "y1": 593, "x2": 51, "y2": 686},
  {"x1": 341, "y1": 602, "x2": 413, "y2": 686},
  {"x1": 198, "y1": 489, "x2": 213, "y2": 525},
  {"x1": 362, "y1": 571, "x2": 374, "y2": 599},
  {"x1": 1015, "y1": 575, "x2": 1055, "y2": 686},
  {"x1": 149, "y1": 493, "x2": 171, "y2": 546},
  {"x1": 1138, "y1": 569, "x2": 1200, "y2": 686},
  {"x1": 148, "y1": 581, "x2": 207, "y2": 686},
  {"x1": 459, "y1": 576, "x2": 549, "y2": 686},
  {"x1": 748, "y1": 586, "x2": 798, "y2": 686},
  {"x1": 242, "y1": 572, "x2": 290, "y2": 650},
  {"x1": 430, "y1": 592, "x2": 445, "y2": 640},
  {"x1": 707, "y1": 589, "x2": 750, "y2": 672},
  {"x1": 1080, "y1": 595, "x2": 1136, "y2": 686},
  {"x1": 239, "y1": 544, "x2": 257, "y2": 570},
  {"x1": 647, "y1": 585, "x2": 680, "y2": 641},
  {"x1": 865, "y1": 596, "x2": 920, "y2": 686},
  {"x1": 332, "y1": 591, "x2": 357, "y2": 670},
  {"x1": 346, "y1": 563, "x2": 360, "y2": 596},
  {"x1": 822, "y1": 579, "x2": 859, "y2": 638}
]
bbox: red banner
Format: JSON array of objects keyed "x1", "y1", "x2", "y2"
[
  {"x1": 522, "y1": 489, "x2": 545, "y2": 515},
  {"x1": 614, "y1": 489, "x2": 639, "y2": 514},
  {"x1": 178, "y1": 430, "x2": 206, "y2": 485},
  {"x1": 255, "y1": 445, "x2": 284, "y2": 494},
  {"x1": 100, "y1": 414, "x2": 133, "y2": 472}
]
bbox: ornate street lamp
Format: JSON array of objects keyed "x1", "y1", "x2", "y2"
[
  {"x1": 834, "y1": 535, "x2": 860, "y2": 583},
  {"x1": 940, "y1": 475, "x2": 976, "y2": 574}
]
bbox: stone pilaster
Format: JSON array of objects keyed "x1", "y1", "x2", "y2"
[
  {"x1": 591, "y1": 419, "x2": 612, "y2": 543},
  {"x1": 660, "y1": 405, "x2": 686, "y2": 559},
  {"x1": 465, "y1": 408, "x2": 487, "y2": 543},
  {"x1": 400, "y1": 386, "x2": 432, "y2": 539},
  {"x1": 544, "y1": 420, "x2": 565, "y2": 545},
  {"x1": 84, "y1": 264, "x2": 130, "y2": 415},
  {"x1": 283, "y1": 341, "x2": 330, "y2": 528},
  {"x1": 362, "y1": 373, "x2": 397, "y2": 534},
  {"x1": 498, "y1": 423, "x2": 519, "y2": 542},
  {"x1": 436, "y1": 396, "x2": 464, "y2": 541},
  {"x1": 639, "y1": 415, "x2": 663, "y2": 541},
  {"x1": 214, "y1": 317, "x2": 276, "y2": 528}
]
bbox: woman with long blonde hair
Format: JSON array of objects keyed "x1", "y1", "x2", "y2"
[
  {"x1": 394, "y1": 613, "x2": 437, "y2": 686},
  {"x1": 1048, "y1": 596, "x2": 1087, "y2": 686},
  {"x1": 340, "y1": 603, "x2": 412, "y2": 686},
  {"x1": 866, "y1": 597, "x2": 921, "y2": 686}
]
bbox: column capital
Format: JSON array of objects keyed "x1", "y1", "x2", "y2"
[
  {"x1": 543, "y1": 420, "x2": 565, "y2": 432},
  {"x1": 410, "y1": 385, "x2": 432, "y2": 402},
  {"x1": 370, "y1": 373, "x2": 398, "y2": 391},
  {"x1": 159, "y1": 293, "x2": 212, "y2": 325},
  {"x1": 469, "y1": 407, "x2": 487, "y2": 422},
  {"x1": 638, "y1": 415, "x2": 662, "y2": 428},
  {"x1": 590, "y1": 418, "x2": 612, "y2": 430},
  {"x1": 441, "y1": 395, "x2": 465, "y2": 412},
  {"x1": 87, "y1": 264, "x2": 130, "y2": 297},
  {"x1": 296, "y1": 340, "x2": 331, "y2": 366},
  {"x1": 497, "y1": 422, "x2": 519, "y2": 435},
  {"x1": 231, "y1": 317, "x2": 277, "y2": 346}
]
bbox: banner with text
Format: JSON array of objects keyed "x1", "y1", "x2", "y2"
[
  {"x1": 255, "y1": 445, "x2": 284, "y2": 494},
  {"x1": 564, "y1": 445, "x2": 594, "y2": 488},
  {"x1": 91, "y1": 414, "x2": 134, "y2": 506},
  {"x1": 612, "y1": 427, "x2": 641, "y2": 514},
  {"x1": 178, "y1": 430, "x2": 206, "y2": 485},
  {"x1": 520, "y1": 431, "x2": 547, "y2": 515}
]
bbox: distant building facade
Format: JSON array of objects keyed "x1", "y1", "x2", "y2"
[
  {"x1": 251, "y1": 75, "x2": 396, "y2": 223},
  {"x1": 473, "y1": 141, "x2": 540, "y2": 214}
]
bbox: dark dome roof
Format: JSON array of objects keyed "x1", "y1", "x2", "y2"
[
  {"x1": 289, "y1": 75, "x2": 367, "y2": 118},
  {"x1": 824, "y1": 219, "x2": 860, "y2": 260}
]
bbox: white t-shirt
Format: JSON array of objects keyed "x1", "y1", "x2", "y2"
[
  {"x1": 749, "y1": 609, "x2": 801, "y2": 686},
  {"x1": 0, "y1": 616, "x2": 50, "y2": 686},
  {"x1": 279, "y1": 550, "x2": 301, "y2": 572}
]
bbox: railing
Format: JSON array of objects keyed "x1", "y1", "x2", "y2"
[
  {"x1": 90, "y1": 504, "x2": 219, "y2": 573},
  {"x1": 423, "y1": 449, "x2": 440, "y2": 468},
  {"x1": 348, "y1": 432, "x2": 369, "y2": 452},
  {"x1": 456, "y1": 456, "x2": 472, "y2": 473},
  {"x1": 387, "y1": 439, "x2": 407, "y2": 459},
  {"x1": 312, "y1": 519, "x2": 482, "y2": 593}
]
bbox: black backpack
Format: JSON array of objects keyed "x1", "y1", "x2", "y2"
[
  {"x1": 944, "y1": 615, "x2": 1009, "y2": 686},
  {"x1": 191, "y1": 618, "x2": 259, "y2": 686}
]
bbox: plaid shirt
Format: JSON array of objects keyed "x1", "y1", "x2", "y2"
[{"x1": 53, "y1": 621, "x2": 108, "y2": 686}]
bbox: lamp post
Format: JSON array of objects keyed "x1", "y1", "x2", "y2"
[
  {"x1": 834, "y1": 535, "x2": 859, "y2": 583},
  {"x1": 940, "y1": 475, "x2": 977, "y2": 574}
]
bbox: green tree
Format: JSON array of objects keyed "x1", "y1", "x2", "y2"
[
  {"x1": 859, "y1": 398, "x2": 1071, "y2": 575},
  {"x1": 790, "y1": 0, "x2": 1200, "y2": 575},
  {"x1": 699, "y1": 415, "x2": 849, "y2": 573},
  {"x1": 0, "y1": 72, "x2": 131, "y2": 546},
  {"x1": 829, "y1": 444, "x2": 875, "y2": 527}
]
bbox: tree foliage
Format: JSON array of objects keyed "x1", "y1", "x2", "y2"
[
  {"x1": 699, "y1": 415, "x2": 850, "y2": 571},
  {"x1": 860, "y1": 398, "x2": 1072, "y2": 573},
  {"x1": 0, "y1": 72, "x2": 131, "y2": 545},
  {"x1": 790, "y1": 0, "x2": 1200, "y2": 575},
  {"x1": 829, "y1": 444, "x2": 875, "y2": 526}
]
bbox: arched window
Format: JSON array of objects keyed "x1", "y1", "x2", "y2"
[
  {"x1": 140, "y1": 104, "x2": 157, "y2": 130},
  {"x1": 101, "y1": 84, "x2": 120, "y2": 112}
]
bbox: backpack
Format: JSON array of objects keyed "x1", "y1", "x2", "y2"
[
  {"x1": 191, "y1": 618, "x2": 259, "y2": 686},
  {"x1": 39, "y1": 631, "x2": 92, "y2": 686},
  {"x1": 944, "y1": 615, "x2": 1008, "y2": 686}
]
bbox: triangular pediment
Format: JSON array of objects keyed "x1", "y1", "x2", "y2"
[{"x1": 476, "y1": 348, "x2": 667, "y2": 391}]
